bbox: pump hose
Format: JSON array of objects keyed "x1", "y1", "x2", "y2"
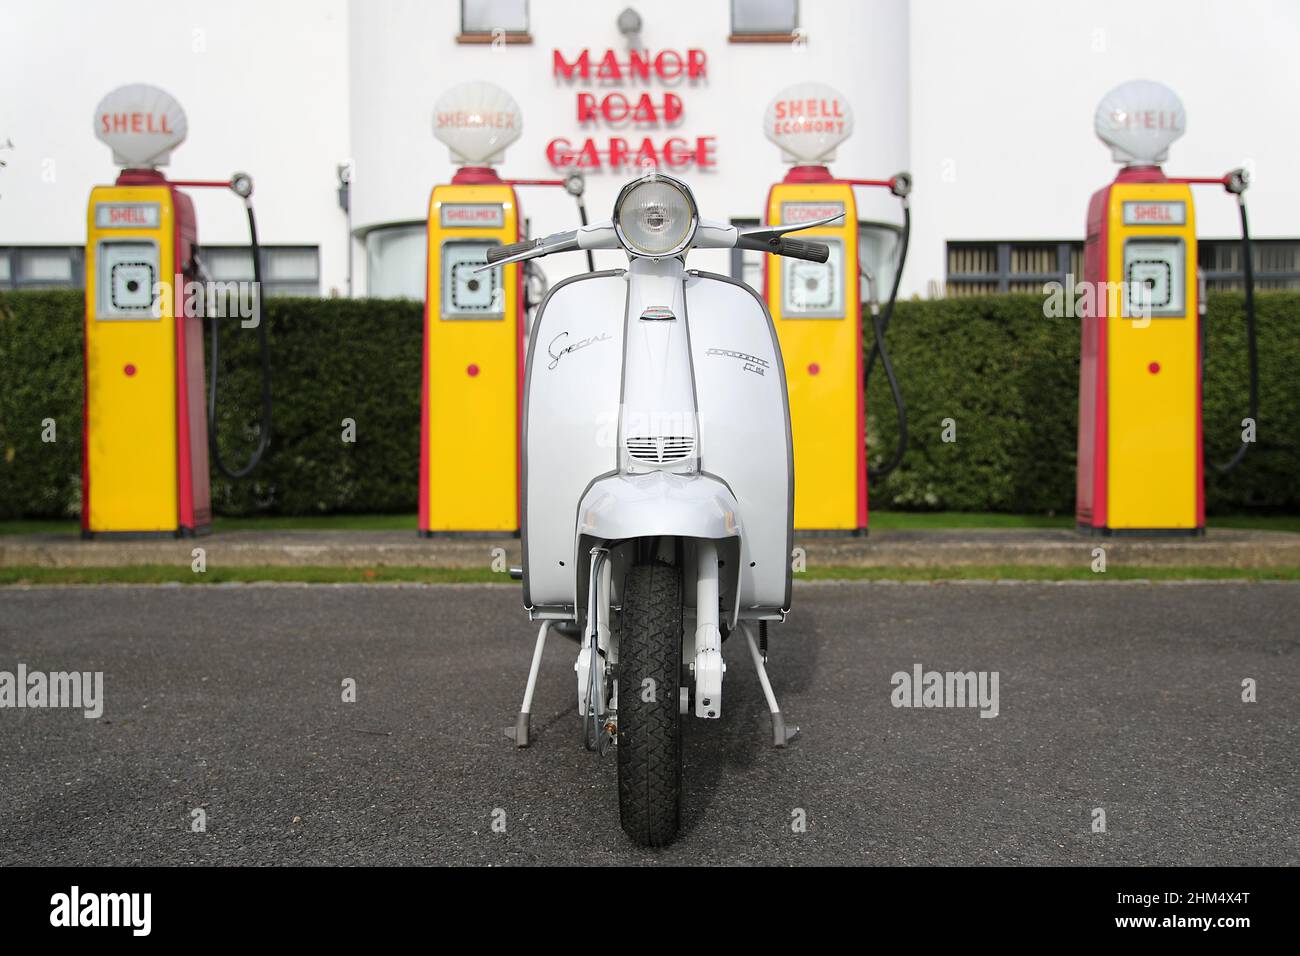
[
  {"x1": 864, "y1": 201, "x2": 911, "y2": 480},
  {"x1": 208, "y1": 199, "x2": 272, "y2": 478},
  {"x1": 1208, "y1": 197, "x2": 1258, "y2": 474}
]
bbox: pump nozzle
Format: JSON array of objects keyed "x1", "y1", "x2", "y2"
[{"x1": 1225, "y1": 167, "x2": 1250, "y2": 195}]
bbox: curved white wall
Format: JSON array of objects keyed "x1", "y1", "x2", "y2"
[{"x1": 348, "y1": 0, "x2": 910, "y2": 286}]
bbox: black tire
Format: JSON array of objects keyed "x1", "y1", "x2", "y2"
[{"x1": 616, "y1": 561, "x2": 684, "y2": 847}]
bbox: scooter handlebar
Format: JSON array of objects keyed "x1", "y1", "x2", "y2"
[
  {"x1": 477, "y1": 230, "x2": 583, "y2": 271},
  {"x1": 773, "y1": 237, "x2": 830, "y2": 262},
  {"x1": 736, "y1": 234, "x2": 831, "y2": 263},
  {"x1": 485, "y1": 219, "x2": 831, "y2": 266},
  {"x1": 487, "y1": 239, "x2": 539, "y2": 264}
]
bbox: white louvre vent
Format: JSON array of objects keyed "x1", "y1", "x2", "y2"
[{"x1": 626, "y1": 436, "x2": 695, "y2": 464}]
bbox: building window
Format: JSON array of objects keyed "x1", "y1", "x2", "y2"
[
  {"x1": 0, "y1": 246, "x2": 84, "y2": 290},
  {"x1": 945, "y1": 241, "x2": 1084, "y2": 297},
  {"x1": 0, "y1": 245, "x2": 317, "y2": 296},
  {"x1": 1201, "y1": 239, "x2": 1300, "y2": 291},
  {"x1": 858, "y1": 223, "x2": 902, "y2": 305},
  {"x1": 730, "y1": 0, "x2": 799, "y2": 42},
  {"x1": 459, "y1": 0, "x2": 531, "y2": 44},
  {"x1": 366, "y1": 224, "x2": 426, "y2": 300},
  {"x1": 202, "y1": 246, "x2": 321, "y2": 297},
  {"x1": 948, "y1": 238, "x2": 1300, "y2": 296}
]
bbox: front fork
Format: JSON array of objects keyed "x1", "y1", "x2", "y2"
[
  {"x1": 691, "y1": 539, "x2": 725, "y2": 719},
  {"x1": 531, "y1": 536, "x2": 793, "y2": 750},
  {"x1": 576, "y1": 539, "x2": 727, "y2": 728},
  {"x1": 575, "y1": 547, "x2": 615, "y2": 751}
]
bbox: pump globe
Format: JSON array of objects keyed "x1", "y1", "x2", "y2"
[
  {"x1": 433, "y1": 81, "x2": 523, "y2": 166},
  {"x1": 93, "y1": 84, "x2": 188, "y2": 168},
  {"x1": 1094, "y1": 79, "x2": 1186, "y2": 166},
  {"x1": 763, "y1": 81, "x2": 854, "y2": 164}
]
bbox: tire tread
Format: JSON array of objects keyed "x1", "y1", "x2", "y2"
[{"x1": 616, "y1": 561, "x2": 683, "y2": 847}]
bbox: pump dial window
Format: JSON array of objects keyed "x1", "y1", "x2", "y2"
[
  {"x1": 1123, "y1": 237, "x2": 1185, "y2": 319},
  {"x1": 1128, "y1": 260, "x2": 1172, "y2": 307},
  {"x1": 441, "y1": 241, "x2": 504, "y2": 319},
  {"x1": 782, "y1": 238, "x2": 844, "y2": 318},
  {"x1": 111, "y1": 262, "x2": 156, "y2": 310},
  {"x1": 96, "y1": 240, "x2": 161, "y2": 321}
]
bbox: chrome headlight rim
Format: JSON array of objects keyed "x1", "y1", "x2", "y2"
[{"x1": 612, "y1": 173, "x2": 699, "y2": 259}]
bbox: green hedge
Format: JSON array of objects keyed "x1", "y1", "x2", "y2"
[
  {"x1": 866, "y1": 292, "x2": 1300, "y2": 514},
  {"x1": 1, "y1": 289, "x2": 1296, "y2": 519},
  {"x1": 0, "y1": 292, "x2": 422, "y2": 519},
  {"x1": 0, "y1": 292, "x2": 84, "y2": 518}
]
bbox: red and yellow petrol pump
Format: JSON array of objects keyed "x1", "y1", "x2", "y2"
[
  {"x1": 761, "y1": 83, "x2": 910, "y2": 534},
  {"x1": 83, "y1": 84, "x2": 270, "y2": 538},
  {"x1": 1078, "y1": 80, "x2": 1257, "y2": 535},
  {"x1": 420, "y1": 82, "x2": 587, "y2": 536}
]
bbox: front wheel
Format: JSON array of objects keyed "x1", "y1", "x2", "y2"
[{"x1": 616, "y1": 561, "x2": 683, "y2": 846}]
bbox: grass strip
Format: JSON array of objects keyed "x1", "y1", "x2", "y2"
[{"x1": 1, "y1": 564, "x2": 1296, "y2": 586}]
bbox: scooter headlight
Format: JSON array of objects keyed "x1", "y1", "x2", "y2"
[{"x1": 613, "y1": 175, "x2": 698, "y2": 257}]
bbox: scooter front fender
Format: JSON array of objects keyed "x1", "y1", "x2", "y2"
[
  {"x1": 576, "y1": 471, "x2": 743, "y2": 628},
  {"x1": 577, "y1": 471, "x2": 741, "y2": 542}
]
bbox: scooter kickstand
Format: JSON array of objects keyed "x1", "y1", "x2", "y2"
[
  {"x1": 505, "y1": 621, "x2": 551, "y2": 748},
  {"x1": 742, "y1": 623, "x2": 799, "y2": 747}
]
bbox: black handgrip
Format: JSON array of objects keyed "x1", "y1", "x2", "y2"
[
  {"x1": 737, "y1": 234, "x2": 831, "y2": 262},
  {"x1": 774, "y1": 238, "x2": 829, "y2": 263},
  {"x1": 487, "y1": 240, "x2": 537, "y2": 264}
]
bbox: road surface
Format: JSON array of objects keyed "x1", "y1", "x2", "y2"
[{"x1": 1, "y1": 581, "x2": 1295, "y2": 865}]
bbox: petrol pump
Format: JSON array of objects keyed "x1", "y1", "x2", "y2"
[
  {"x1": 761, "y1": 83, "x2": 910, "y2": 534},
  {"x1": 1077, "y1": 80, "x2": 1258, "y2": 535},
  {"x1": 420, "y1": 82, "x2": 588, "y2": 537},
  {"x1": 83, "y1": 83, "x2": 270, "y2": 538}
]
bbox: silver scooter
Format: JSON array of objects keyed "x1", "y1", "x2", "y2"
[{"x1": 490, "y1": 172, "x2": 840, "y2": 847}]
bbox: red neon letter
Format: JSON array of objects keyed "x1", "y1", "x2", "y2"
[
  {"x1": 553, "y1": 49, "x2": 589, "y2": 79},
  {"x1": 546, "y1": 138, "x2": 573, "y2": 167}
]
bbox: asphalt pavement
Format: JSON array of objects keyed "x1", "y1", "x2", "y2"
[{"x1": 0, "y1": 581, "x2": 1296, "y2": 865}]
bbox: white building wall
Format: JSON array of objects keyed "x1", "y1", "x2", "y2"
[
  {"x1": 908, "y1": 0, "x2": 1300, "y2": 296},
  {"x1": 1, "y1": 0, "x2": 1295, "y2": 299},
  {"x1": 0, "y1": 0, "x2": 352, "y2": 294}
]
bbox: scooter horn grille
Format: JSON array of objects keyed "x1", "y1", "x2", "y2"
[{"x1": 626, "y1": 436, "x2": 695, "y2": 464}]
